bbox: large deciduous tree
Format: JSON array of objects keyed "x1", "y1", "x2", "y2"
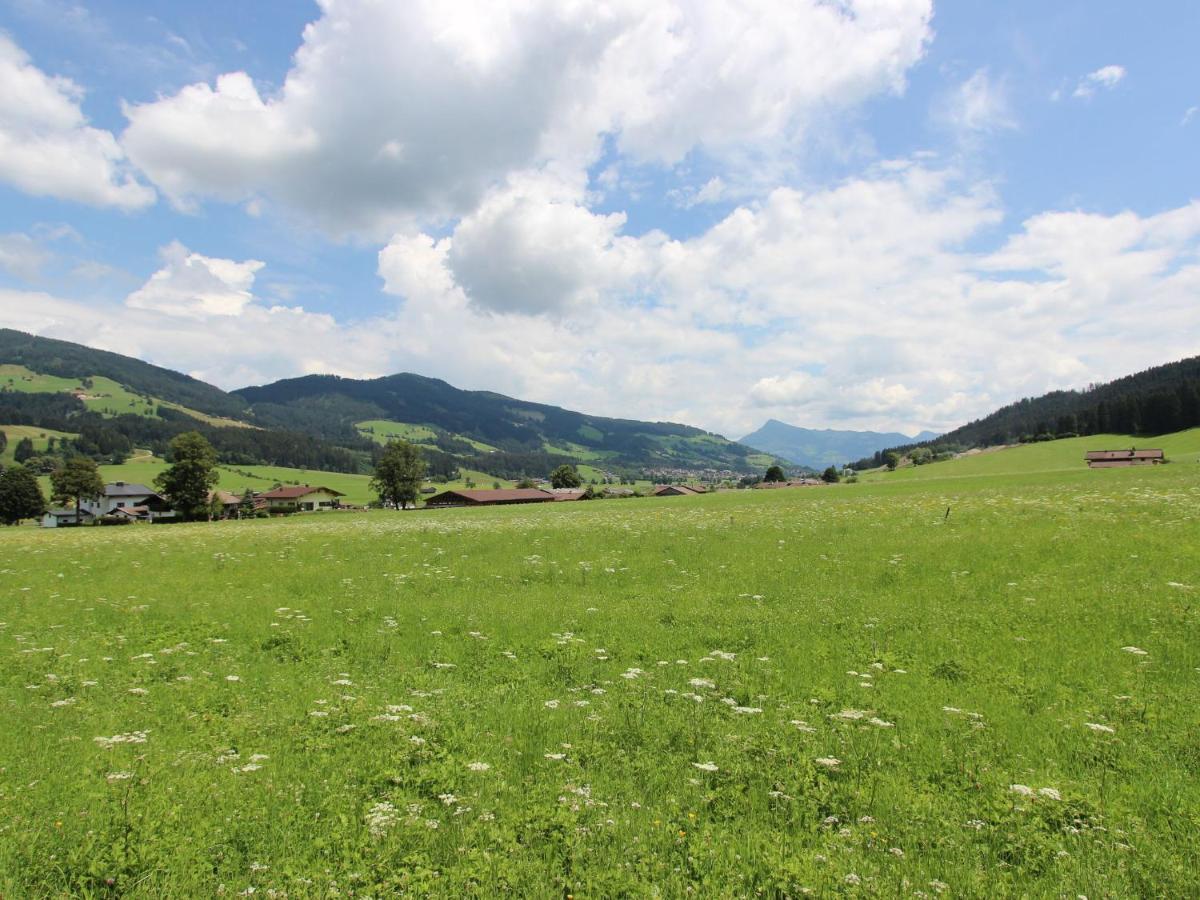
[
  {"x1": 550, "y1": 464, "x2": 582, "y2": 489},
  {"x1": 50, "y1": 456, "x2": 104, "y2": 523},
  {"x1": 0, "y1": 465, "x2": 46, "y2": 525},
  {"x1": 764, "y1": 464, "x2": 785, "y2": 483},
  {"x1": 155, "y1": 431, "x2": 219, "y2": 521},
  {"x1": 371, "y1": 440, "x2": 426, "y2": 509}
]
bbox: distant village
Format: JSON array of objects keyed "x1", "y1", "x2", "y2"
[
  {"x1": 32, "y1": 444, "x2": 1166, "y2": 528},
  {"x1": 39, "y1": 476, "x2": 837, "y2": 527}
]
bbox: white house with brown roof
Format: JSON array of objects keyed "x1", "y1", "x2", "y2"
[{"x1": 259, "y1": 485, "x2": 344, "y2": 512}]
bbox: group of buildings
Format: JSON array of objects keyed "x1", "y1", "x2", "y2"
[{"x1": 41, "y1": 482, "x2": 345, "y2": 527}]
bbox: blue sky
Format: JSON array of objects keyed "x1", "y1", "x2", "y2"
[{"x1": 0, "y1": 0, "x2": 1196, "y2": 438}]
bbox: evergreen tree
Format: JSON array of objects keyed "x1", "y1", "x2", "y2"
[
  {"x1": 239, "y1": 488, "x2": 256, "y2": 519},
  {"x1": 371, "y1": 440, "x2": 426, "y2": 509},
  {"x1": 50, "y1": 456, "x2": 104, "y2": 523},
  {"x1": 154, "y1": 431, "x2": 220, "y2": 521},
  {"x1": 0, "y1": 465, "x2": 46, "y2": 525},
  {"x1": 821, "y1": 465, "x2": 840, "y2": 483},
  {"x1": 13, "y1": 436, "x2": 34, "y2": 463}
]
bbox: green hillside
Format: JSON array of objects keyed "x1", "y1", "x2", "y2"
[
  {"x1": 861, "y1": 429, "x2": 1200, "y2": 482},
  {"x1": 236, "y1": 372, "x2": 778, "y2": 475},
  {"x1": 1, "y1": 330, "x2": 779, "y2": 480}
]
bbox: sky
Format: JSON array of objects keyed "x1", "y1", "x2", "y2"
[{"x1": 0, "y1": 0, "x2": 1197, "y2": 440}]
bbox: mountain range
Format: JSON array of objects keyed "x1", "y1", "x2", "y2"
[
  {"x1": 738, "y1": 419, "x2": 939, "y2": 469},
  {"x1": 0, "y1": 329, "x2": 779, "y2": 478}
]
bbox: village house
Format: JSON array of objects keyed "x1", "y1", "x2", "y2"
[
  {"x1": 1084, "y1": 449, "x2": 1165, "y2": 468},
  {"x1": 42, "y1": 481, "x2": 175, "y2": 527},
  {"x1": 259, "y1": 485, "x2": 345, "y2": 512}
]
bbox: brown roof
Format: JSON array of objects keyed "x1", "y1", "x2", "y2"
[
  {"x1": 260, "y1": 485, "x2": 345, "y2": 499},
  {"x1": 551, "y1": 490, "x2": 587, "y2": 501},
  {"x1": 425, "y1": 488, "x2": 555, "y2": 506},
  {"x1": 209, "y1": 490, "x2": 242, "y2": 505},
  {"x1": 1085, "y1": 449, "x2": 1163, "y2": 460},
  {"x1": 652, "y1": 484, "x2": 702, "y2": 495}
]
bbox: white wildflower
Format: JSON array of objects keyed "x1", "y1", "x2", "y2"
[
  {"x1": 1121, "y1": 646, "x2": 1148, "y2": 656},
  {"x1": 1009, "y1": 784, "x2": 1034, "y2": 796},
  {"x1": 225, "y1": 675, "x2": 240, "y2": 682},
  {"x1": 815, "y1": 757, "x2": 841, "y2": 769},
  {"x1": 94, "y1": 731, "x2": 149, "y2": 748},
  {"x1": 468, "y1": 762, "x2": 490, "y2": 771},
  {"x1": 1085, "y1": 722, "x2": 1115, "y2": 733},
  {"x1": 692, "y1": 761, "x2": 719, "y2": 772},
  {"x1": 105, "y1": 771, "x2": 134, "y2": 783},
  {"x1": 543, "y1": 699, "x2": 560, "y2": 709},
  {"x1": 365, "y1": 801, "x2": 398, "y2": 838},
  {"x1": 544, "y1": 752, "x2": 566, "y2": 761},
  {"x1": 1038, "y1": 787, "x2": 1061, "y2": 800}
]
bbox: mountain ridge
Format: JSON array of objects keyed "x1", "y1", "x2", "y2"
[
  {"x1": 0, "y1": 330, "x2": 781, "y2": 477},
  {"x1": 739, "y1": 418, "x2": 938, "y2": 468}
]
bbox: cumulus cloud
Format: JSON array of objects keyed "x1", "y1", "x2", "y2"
[
  {"x1": 0, "y1": 34, "x2": 154, "y2": 209},
  {"x1": 6, "y1": 168, "x2": 1199, "y2": 439},
  {"x1": 120, "y1": 0, "x2": 932, "y2": 236},
  {"x1": 126, "y1": 242, "x2": 264, "y2": 318},
  {"x1": 1073, "y1": 64, "x2": 1126, "y2": 100}
]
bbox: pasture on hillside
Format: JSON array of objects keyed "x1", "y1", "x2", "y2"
[{"x1": 1, "y1": 457, "x2": 1198, "y2": 895}]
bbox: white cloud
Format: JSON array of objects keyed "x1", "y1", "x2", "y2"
[
  {"x1": 0, "y1": 232, "x2": 50, "y2": 281},
  {"x1": 937, "y1": 68, "x2": 1015, "y2": 134},
  {"x1": 6, "y1": 170, "x2": 1199, "y2": 441},
  {"x1": 125, "y1": 242, "x2": 264, "y2": 318},
  {"x1": 0, "y1": 34, "x2": 154, "y2": 209},
  {"x1": 1073, "y1": 64, "x2": 1126, "y2": 100},
  {"x1": 1183, "y1": 106, "x2": 1198, "y2": 126},
  {"x1": 120, "y1": 0, "x2": 932, "y2": 236}
]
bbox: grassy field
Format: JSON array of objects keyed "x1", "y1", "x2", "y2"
[
  {"x1": 862, "y1": 429, "x2": 1200, "y2": 482},
  {"x1": 1, "y1": 448, "x2": 1198, "y2": 896}
]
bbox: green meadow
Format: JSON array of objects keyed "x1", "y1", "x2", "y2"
[{"x1": 2, "y1": 441, "x2": 1198, "y2": 896}]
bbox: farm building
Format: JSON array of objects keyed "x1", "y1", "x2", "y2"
[
  {"x1": 1085, "y1": 449, "x2": 1165, "y2": 468},
  {"x1": 260, "y1": 485, "x2": 345, "y2": 512},
  {"x1": 754, "y1": 479, "x2": 824, "y2": 488},
  {"x1": 424, "y1": 488, "x2": 558, "y2": 508},
  {"x1": 651, "y1": 485, "x2": 704, "y2": 497},
  {"x1": 41, "y1": 507, "x2": 97, "y2": 528}
]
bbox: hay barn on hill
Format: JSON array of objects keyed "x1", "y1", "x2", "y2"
[
  {"x1": 423, "y1": 488, "x2": 558, "y2": 508},
  {"x1": 1085, "y1": 449, "x2": 1165, "y2": 468},
  {"x1": 651, "y1": 485, "x2": 704, "y2": 497}
]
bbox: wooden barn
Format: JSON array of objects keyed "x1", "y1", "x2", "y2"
[
  {"x1": 1085, "y1": 449, "x2": 1165, "y2": 468},
  {"x1": 651, "y1": 485, "x2": 704, "y2": 497},
  {"x1": 423, "y1": 488, "x2": 557, "y2": 508}
]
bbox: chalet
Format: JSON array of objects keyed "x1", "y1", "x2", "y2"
[
  {"x1": 208, "y1": 490, "x2": 244, "y2": 519},
  {"x1": 93, "y1": 482, "x2": 175, "y2": 520},
  {"x1": 260, "y1": 485, "x2": 345, "y2": 512},
  {"x1": 424, "y1": 488, "x2": 556, "y2": 508},
  {"x1": 651, "y1": 485, "x2": 704, "y2": 497},
  {"x1": 1085, "y1": 449, "x2": 1165, "y2": 468}
]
